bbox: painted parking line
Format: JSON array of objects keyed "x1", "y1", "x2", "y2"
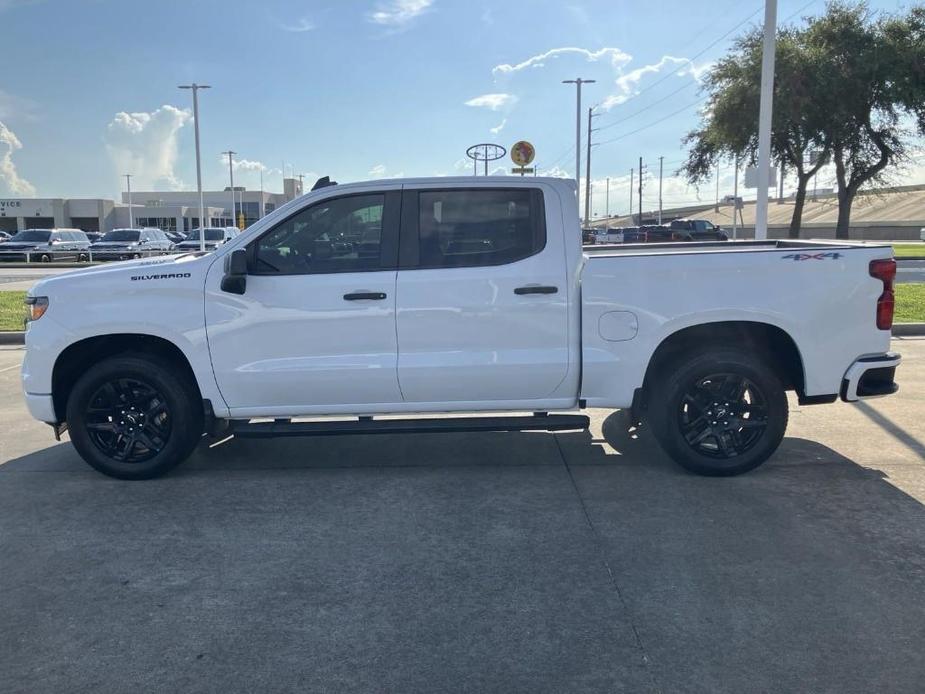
[{"x1": 0, "y1": 362, "x2": 22, "y2": 373}]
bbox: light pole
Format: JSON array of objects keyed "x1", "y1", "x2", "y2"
[
  {"x1": 123, "y1": 174, "x2": 134, "y2": 228},
  {"x1": 562, "y1": 78, "x2": 595, "y2": 187},
  {"x1": 658, "y1": 156, "x2": 664, "y2": 225},
  {"x1": 754, "y1": 0, "x2": 778, "y2": 239},
  {"x1": 606, "y1": 177, "x2": 610, "y2": 219},
  {"x1": 222, "y1": 150, "x2": 236, "y2": 228},
  {"x1": 179, "y1": 83, "x2": 211, "y2": 251}
]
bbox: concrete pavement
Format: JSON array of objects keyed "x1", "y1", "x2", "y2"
[{"x1": 0, "y1": 340, "x2": 923, "y2": 692}]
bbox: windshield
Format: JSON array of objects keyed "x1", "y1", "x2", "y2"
[
  {"x1": 10, "y1": 230, "x2": 51, "y2": 243},
  {"x1": 185, "y1": 229, "x2": 224, "y2": 241},
  {"x1": 100, "y1": 229, "x2": 140, "y2": 242}
]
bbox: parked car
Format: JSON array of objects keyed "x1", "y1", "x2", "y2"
[
  {"x1": 594, "y1": 227, "x2": 625, "y2": 244},
  {"x1": 90, "y1": 228, "x2": 173, "y2": 261},
  {"x1": 84, "y1": 232, "x2": 104, "y2": 244},
  {"x1": 669, "y1": 218, "x2": 729, "y2": 241},
  {"x1": 0, "y1": 228, "x2": 91, "y2": 262},
  {"x1": 22, "y1": 177, "x2": 900, "y2": 480},
  {"x1": 0, "y1": 231, "x2": 12, "y2": 241},
  {"x1": 164, "y1": 231, "x2": 185, "y2": 245},
  {"x1": 581, "y1": 228, "x2": 596, "y2": 244},
  {"x1": 173, "y1": 227, "x2": 238, "y2": 252}
]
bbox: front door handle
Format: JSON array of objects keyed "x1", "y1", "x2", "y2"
[
  {"x1": 514, "y1": 285, "x2": 558, "y2": 295},
  {"x1": 343, "y1": 292, "x2": 387, "y2": 301}
]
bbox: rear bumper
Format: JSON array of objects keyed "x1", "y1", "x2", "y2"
[{"x1": 840, "y1": 352, "x2": 901, "y2": 402}]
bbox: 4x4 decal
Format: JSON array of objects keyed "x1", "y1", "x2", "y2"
[{"x1": 781, "y1": 252, "x2": 843, "y2": 261}]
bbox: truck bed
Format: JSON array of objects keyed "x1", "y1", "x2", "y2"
[{"x1": 583, "y1": 239, "x2": 890, "y2": 257}]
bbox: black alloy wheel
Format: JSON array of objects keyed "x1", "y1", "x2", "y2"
[
  {"x1": 678, "y1": 373, "x2": 768, "y2": 458},
  {"x1": 84, "y1": 377, "x2": 172, "y2": 463}
]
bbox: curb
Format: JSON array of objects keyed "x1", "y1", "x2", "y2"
[
  {"x1": 0, "y1": 331, "x2": 24, "y2": 345},
  {"x1": 892, "y1": 323, "x2": 925, "y2": 336}
]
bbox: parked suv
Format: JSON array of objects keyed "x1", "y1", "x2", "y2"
[
  {"x1": 174, "y1": 227, "x2": 239, "y2": 252},
  {"x1": 90, "y1": 228, "x2": 173, "y2": 261},
  {"x1": 0, "y1": 228, "x2": 91, "y2": 262},
  {"x1": 669, "y1": 219, "x2": 729, "y2": 241}
]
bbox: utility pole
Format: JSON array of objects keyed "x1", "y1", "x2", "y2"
[
  {"x1": 296, "y1": 173, "x2": 305, "y2": 196},
  {"x1": 629, "y1": 168, "x2": 634, "y2": 221},
  {"x1": 605, "y1": 177, "x2": 610, "y2": 219},
  {"x1": 732, "y1": 154, "x2": 740, "y2": 239},
  {"x1": 755, "y1": 0, "x2": 778, "y2": 240},
  {"x1": 714, "y1": 162, "x2": 720, "y2": 212},
  {"x1": 583, "y1": 106, "x2": 597, "y2": 225},
  {"x1": 259, "y1": 168, "x2": 265, "y2": 219},
  {"x1": 222, "y1": 150, "x2": 236, "y2": 228},
  {"x1": 179, "y1": 83, "x2": 211, "y2": 251},
  {"x1": 658, "y1": 156, "x2": 664, "y2": 224},
  {"x1": 562, "y1": 78, "x2": 596, "y2": 188},
  {"x1": 778, "y1": 162, "x2": 785, "y2": 203},
  {"x1": 123, "y1": 174, "x2": 133, "y2": 228},
  {"x1": 638, "y1": 156, "x2": 644, "y2": 223}
]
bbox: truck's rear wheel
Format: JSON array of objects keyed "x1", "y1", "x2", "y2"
[
  {"x1": 647, "y1": 349, "x2": 788, "y2": 476},
  {"x1": 66, "y1": 355, "x2": 203, "y2": 479}
]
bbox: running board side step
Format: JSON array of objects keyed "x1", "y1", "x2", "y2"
[{"x1": 231, "y1": 414, "x2": 590, "y2": 439}]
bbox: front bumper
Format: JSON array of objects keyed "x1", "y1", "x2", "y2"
[
  {"x1": 840, "y1": 352, "x2": 901, "y2": 402},
  {"x1": 24, "y1": 392, "x2": 57, "y2": 423}
]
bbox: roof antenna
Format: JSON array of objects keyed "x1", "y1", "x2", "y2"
[{"x1": 311, "y1": 176, "x2": 338, "y2": 191}]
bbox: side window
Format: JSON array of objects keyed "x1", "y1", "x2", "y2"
[
  {"x1": 416, "y1": 189, "x2": 544, "y2": 269},
  {"x1": 253, "y1": 193, "x2": 385, "y2": 275}
]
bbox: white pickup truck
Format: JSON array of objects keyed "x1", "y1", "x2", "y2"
[{"x1": 21, "y1": 177, "x2": 900, "y2": 479}]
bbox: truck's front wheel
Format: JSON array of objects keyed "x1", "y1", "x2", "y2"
[
  {"x1": 66, "y1": 355, "x2": 203, "y2": 479},
  {"x1": 647, "y1": 349, "x2": 788, "y2": 476}
]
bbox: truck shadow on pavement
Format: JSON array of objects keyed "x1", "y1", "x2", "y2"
[{"x1": 1, "y1": 413, "x2": 924, "y2": 692}]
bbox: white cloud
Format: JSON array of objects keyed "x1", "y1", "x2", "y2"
[
  {"x1": 0, "y1": 120, "x2": 36, "y2": 196},
  {"x1": 233, "y1": 158, "x2": 269, "y2": 173},
  {"x1": 489, "y1": 118, "x2": 507, "y2": 135},
  {"x1": 367, "y1": 163, "x2": 403, "y2": 179},
  {"x1": 465, "y1": 93, "x2": 517, "y2": 111},
  {"x1": 279, "y1": 17, "x2": 314, "y2": 32},
  {"x1": 492, "y1": 47, "x2": 631, "y2": 76},
  {"x1": 104, "y1": 105, "x2": 191, "y2": 190},
  {"x1": 368, "y1": 0, "x2": 432, "y2": 26},
  {"x1": 601, "y1": 55, "x2": 710, "y2": 111}
]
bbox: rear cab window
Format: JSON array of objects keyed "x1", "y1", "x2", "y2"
[{"x1": 400, "y1": 187, "x2": 546, "y2": 269}]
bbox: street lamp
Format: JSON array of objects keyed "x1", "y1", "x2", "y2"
[
  {"x1": 178, "y1": 83, "x2": 211, "y2": 251},
  {"x1": 123, "y1": 174, "x2": 133, "y2": 228},
  {"x1": 222, "y1": 150, "x2": 236, "y2": 228},
  {"x1": 562, "y1": 78, "x2": 595, "y2": 187},
  {"x1": 754, "y1": 0, "x2": 777, "y2": 240}
]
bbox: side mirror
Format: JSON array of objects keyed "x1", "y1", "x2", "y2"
[{"x1": 221, "y1": 248, "x2": 248, "y2": 295}]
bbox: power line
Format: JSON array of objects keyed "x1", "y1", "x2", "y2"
[
  {"x1": 596, "y1": 96, "x2": 709, "y2": 148},
  {"x1": 593, "y1": 4, "x2": 763, "y2": 133}
]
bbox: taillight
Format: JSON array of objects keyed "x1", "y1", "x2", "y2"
[{"x1": 869, "y1": 258, "x2": 896, "y2": 330}]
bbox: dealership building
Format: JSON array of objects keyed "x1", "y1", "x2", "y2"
[{"x1": 0, "y1": 178, "x2": 304, "y2": 235}]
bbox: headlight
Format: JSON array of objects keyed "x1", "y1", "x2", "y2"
[{"x1": 25, "y1": 296, "x2": 48, "y2": 322}]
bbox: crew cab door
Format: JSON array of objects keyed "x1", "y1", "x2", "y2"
[
  {"x1": 395, "y1": 185, "x2": 574, "y2": 404},
  {"x1": 204, "y1": 189, "x2": 403, "y2": 415}
]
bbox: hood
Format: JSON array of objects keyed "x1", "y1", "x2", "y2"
[
  {"x1": 91, "y1": 242, "x2": 138, "y2": 249},
  {"x1": 28, "y1": 253, "x2": 205, "y2": 296},
  {"x1": 0, "y1": 241, "x2": 45, "y2": 250}
]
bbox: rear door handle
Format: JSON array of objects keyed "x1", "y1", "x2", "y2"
[
  {"x1": 514, "y1": 285, "x2": 558, "y2": 295},
  {"x1": 343, "y1": 292, "x2": 387, "y2": 301}
]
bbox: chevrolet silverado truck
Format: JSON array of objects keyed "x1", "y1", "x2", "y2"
[{"x1": 21, "y1": 177, "x2": 900, "y2": 479}]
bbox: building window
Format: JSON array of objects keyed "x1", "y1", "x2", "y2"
[{"x1": 136, "y1": 217, "x2": 178, "y2": 232}]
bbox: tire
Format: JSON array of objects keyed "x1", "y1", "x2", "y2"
[
  {"x1": 647, "y1": 348, "x2": 788, "y2": 476},
  {"x1": 132, "y1": 253, "x2": 141, "y2": 259},
  {"x1": 40, "y1": 254, "x2": 51, "y2": 263},
  {"x1": 66, "y1": 354, "x2": 203, "y2": 479}
]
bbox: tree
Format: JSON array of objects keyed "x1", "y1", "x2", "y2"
[
  {"x1": 682, "y1": 27, "x2": 829, "y2": 238},
  {"x1": 683, "y1": 2, "x2": 925, "y2": 240}
]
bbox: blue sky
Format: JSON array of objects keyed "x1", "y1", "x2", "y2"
[{"x1": 0, "y1": 0, "x2": 908, "y2": 216}]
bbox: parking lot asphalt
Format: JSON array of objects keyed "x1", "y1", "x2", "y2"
[{"x1": 1, "y1": 340, "x2": 923, "y2": 693}]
